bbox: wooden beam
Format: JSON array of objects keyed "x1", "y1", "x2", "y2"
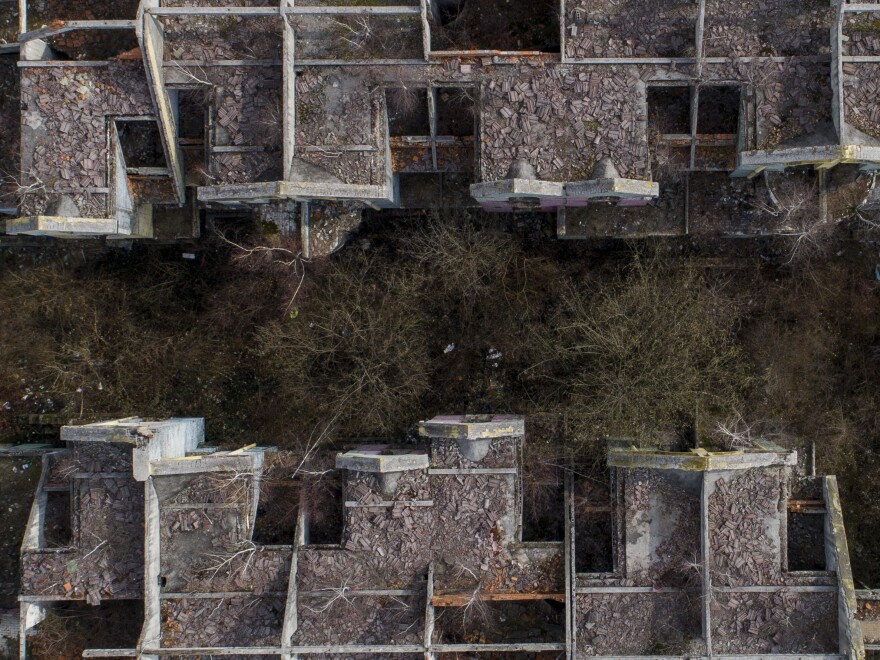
[{"x1": 432, "y1": 592, "x2": 565, "y2": 606}]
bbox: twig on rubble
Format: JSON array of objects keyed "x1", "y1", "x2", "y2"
[
  {"x1": 304, "y1": 578, "x2": 355, "y2": 613},
  {"x1": 82, "y1": 539, "x2": 108, "y2": 561},
  {"x1": 201, "y1": 540, "x2": 258, "y2": 579},
  {"x1": 172, "y1": 62, "x2": 212, "y2": 87},
  {"x1": 328, "y1": 16, "x2": 373, "y2": 51},
  {"x1": 0, "y1": 168, "x2": 47, "y2": 204}
]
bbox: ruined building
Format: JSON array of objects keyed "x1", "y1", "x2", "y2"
[
  {"x1": 1, "y1": 1, "x2": 880, "y2": 249},
  {"x1": 17, "y1": 415, "x2": 878, "y2": 658}
]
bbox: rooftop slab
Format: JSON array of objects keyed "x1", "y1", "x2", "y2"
[
  {"x1": 335, "y1": 447, "x2": 430, "y2": 473},
  {"x1": 418, "y1": 414, "x2": 525, "y2": 440}
]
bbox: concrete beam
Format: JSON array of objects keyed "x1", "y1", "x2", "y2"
[
  {"x1": 424, "y1": 562, "x2": 435, "y2": 652},
  {"x1": 565, "y1": 178, "x2": 659, "y2": 199},
  {"x1": 140, "y1": 10, "x2": 186, "y2": 205},
  {"x1": 428, "y1": 467, "x2": 518, "y2": 475},
  {"x1": 420, "y1": 0, "x2": 430, "y2": 60},
  {"x1": 842, "y1": 3, "x2": 880, "y2": 12},
  {"x1": 282, "y1": 500, "x2": 306, "y2": 656},
  {"x1": 607, "y1": 448, "x2": 797, "y2": 471},
  {"x1": 282, "y1": 9, "x2": 296, "y2": 180},
  {"x1": 432, "y1": 643, "x2": 566, "y2": 652},
  {"x1": 824, "y1": 476, "x2": 865, "y2": 660},
  {"x1": 20, "y1": 20, "x2": 135, "y2": 43},
  {"x1": 4, "y1": 216, "x2": 118, "y2": 237},
  {"x1": 419, "y1": 415, "x2": 525, "y2": 440},
  {"x1": 136, "y1": 478, "x2": 161, "y2": 656},
  {"x1": 565, "y1": 467, "x2": 576, "y2": 659},
  {"x1": 145, "y1": 646, "x2": 426, "y2": 654},
  {"x1": 198, "y1": 180, "x2": 395, "y2": 204},
  {"x1": 336, "y1": 450, "x2": 429, "y2": 474},
  {"x1": 147, "y1": 5, "x2": 420, "y2": 15},
  {"x1": 470, "y1": 178, "x2": 565, "y2": 202},
  {"x1": 735, "y1": 144, "x2": 880, "y2": 176},
  {"x1": 149, "y1": 452, "x2": 261, "y2": 476},
  {"x1": 701, "y1": 472, "x2": 712, "y2": 655}
]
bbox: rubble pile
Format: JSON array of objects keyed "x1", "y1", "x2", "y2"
[
  {"x1": 432, "y1": 474, "x2": 511, "y2": 576},
  {"x1": 158, "y1": 471, "x2": 258, "y2": 506},
  {"x1": 162, "y1": 15, "x2": 282, "y2": 62},
  {"x1": 647, "y1": 472, "x2": 701, "y2": 587},
  {"x1": 155, "y1": 470, "x2": 289, "y2": 595},
  {"x1": 576, "y1": 592, "x2": 703, "y2": 656},
  {"x1": 295, "y1": 593, "x2": 423, "y2": 646},
  {"x1": 711, "y1": 591, "x2": 838, "y2": 654},
  {"x1": 435, "y1": 141, "x2": 474, "y2": 173},
  {"x1": 481, "y1": 65, "x2": 649, "y2": 182},
  {"x1": 709, "y1": 468, "x2": 784, "y2": 587},
  {"x1": 44, "y1": 452, "x2": 78, "y2": 488},
  {"x1": 844, "y1": 62, "x2": 880, "y2": 141},
  {"x1": 295, "y1": 72, "x2": 382, "y2": 185},
  {"x1": 182, "y1": 546, "x2": 292, "y2": 595},
  {"x1": 204, "y1": 67, "x2": 283, "y2": 183},
  {"x1": 73, "y1": 441, "x2": 133, "y2": 473},
  {"x1": 565, "y1": 0, "x2": 697, "y2": 58},
  {"x1": 844, "y1": 14, "x2": 880, "y2": 56},
  {"x1": 431, "y1": 437, "x2": 515, "y2": 469},
  {"x1": 390, "y1": 142, "x2": 434, "y2": 174},
  {"x1": 19, "y1": 62, "x2": 152, "y2": 216},
  {"x1": 754, "y1": 61, "x2": 833, "y2": 150},
  {"x1": 161, "y1": 596, "x2": 285, "y2": 647},
  {"x1": 702, "y1": 0, "x2": 832, "y2": 58},
  {"x1": 21, "y1": 475, "x2": 144, "y2": 604}
]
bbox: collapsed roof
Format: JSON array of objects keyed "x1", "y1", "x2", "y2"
[
  {"x1": 1, "y1": 0, "x2": 879, "y2": 245},
  {"x1": 16, "y1": 415, "x2": 868, "y2": 659}
]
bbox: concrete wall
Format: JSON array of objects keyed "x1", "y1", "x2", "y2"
[
  {"x1": 140, "y1": 10, "x2": 185, "y2": 206},
  {"x1": 137, "y1": 477, "x2": 162, "y2": 657},
  {"x1": 823, "y1": 476, "x2": 865, "y2": 660},
  {"x1": 112, "y1": 123, "x2": 133, "y2": 236}
]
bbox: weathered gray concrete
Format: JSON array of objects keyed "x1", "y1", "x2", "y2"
[{"x1": 418, "y1": 414, "x2": 525, "y2": 440}]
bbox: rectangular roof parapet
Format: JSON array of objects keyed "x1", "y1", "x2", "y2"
[
  {"x1": 607, "y1": 446, "x2": 797, "y2": 471},
  {"x1": 419, "y1": 414, "x2": 525, "y2": 439}
]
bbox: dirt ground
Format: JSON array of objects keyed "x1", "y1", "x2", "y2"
[{"x1": 0, "y1": 3, "x2": 16, "y2": 45}]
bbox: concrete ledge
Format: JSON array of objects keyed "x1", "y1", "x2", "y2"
[
  {"x1": 735, "y1": 144, "x2": 880, "y2": 177},
  {"x1": 419, "y1": 415, "x2": 525, "y2": 440},
  {"x1": 566, "y1": 178, "x2": 659, "y2": 199},
  {"x1": 470, "y1": 178, "x2": 565, "y2": 202},
  {"x1": 336, "y1": 449, "x2": 429, "y2": 473},
  {"x1": 607, "y1": 448, "x2": 797, "y2": 471},
  {"x1": 824, "y1": 476, "x2": 865, "y2": 660},
  {"x1": 5, "y1": 215, "x2": 118, "y2": 237},
  {"x1": 149, "y1": 452, "x2": 261, "y2": 476},
  {"x1": 197, "y1": 180, "x2": 395, "y2": 205}
]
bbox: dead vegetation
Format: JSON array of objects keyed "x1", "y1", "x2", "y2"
[
  {"x1": 256, "y1": 251, "x2": 431, "y2": 436},
  {"x1": 527, "y1": 253, "x2": 752, "y2": 442},
  {"x1": 1, "y1": 213, "x2": 880, "y2": 582}
]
